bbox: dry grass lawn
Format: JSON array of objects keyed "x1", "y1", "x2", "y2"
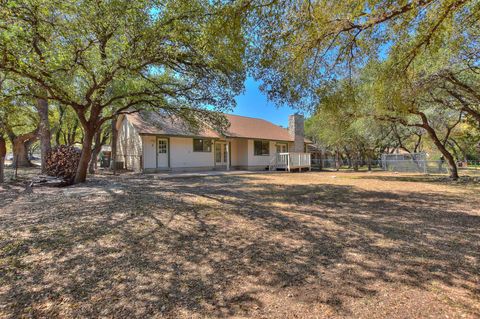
[{"x1": 0, "y1": 170, "x2": 479, "y2": 318}]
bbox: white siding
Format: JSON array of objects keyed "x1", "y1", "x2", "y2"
[
  {"x1": 230, "y1": 138, "x2": 248, "y2": 167},
  {"x1": 142, "y1": 135, "x2": 157, "y2": 169},
  {"x1": 117, "y1": 117, "x2": 142, "y2": 171},
  {"x1": 119, "y1": 114, "x2": 305, "y2": 172},
  {"x1": 229, "y1": 139, "x2": 298, "y2": 169},
  {"x1": 247, "y1": 139, "x2": 276, "y2": 168},
  {"x1": 170, "y1": 137, "x2": 214, "y2": 168}
]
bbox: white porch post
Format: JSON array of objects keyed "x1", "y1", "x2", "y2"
[{"x1": 226, "y1": 139, "x2": 230, "y2": 171}]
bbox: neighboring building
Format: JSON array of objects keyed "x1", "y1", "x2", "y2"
[{"x1": 116, "y1": 111, "x2": 311, "y2": 172}]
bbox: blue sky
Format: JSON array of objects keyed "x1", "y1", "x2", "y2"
[{"x1": 233, "y1": 77, "x2": 301, "y2": 127}]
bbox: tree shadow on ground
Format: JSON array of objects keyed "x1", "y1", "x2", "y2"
[
  {"x1": 352, "y1": 173, "x2": 480, "y2": 189},
  {"x1": 0, "y1": 174, "x2": 479, "y2": 318}
]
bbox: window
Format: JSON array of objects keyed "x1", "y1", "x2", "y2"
[
  {"x1": 193, "y1": 139, "x2": 212, "y2": 152},
  {"x1": 158, "y1": 140, "x2": 167, "y2": 153},
  {"x1": 254, "y1": 140, "x2": 270, "y2": 156},
  {"x1": 276, "y1": 143, "x2": 288, "y2": 153}
]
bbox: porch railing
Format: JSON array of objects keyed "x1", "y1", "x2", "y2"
[{"x1": 269, "y1": 152, "x2": 311, "y2": 172}]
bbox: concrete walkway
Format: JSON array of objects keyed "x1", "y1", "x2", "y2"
[{"x1": 149, "y1": 169, "x2": 286, "y2": 179}]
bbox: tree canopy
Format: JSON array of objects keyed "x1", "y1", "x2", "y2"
[
  {"x1": 0, "y1": 0, "x2": 248, "y2": 182},
  {"x1": 248, "y1": 0, "x2": 479, "y2": 108},
  {"x1": 246, "y1": 0, "x2": 479, "y2": 179},
  {"x1": 0, "y1": 0, "x2": 478, "y2": 183}
]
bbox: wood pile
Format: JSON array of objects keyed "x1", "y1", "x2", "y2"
[{"x1": 45, "y1": 145, "x2": 81, "y2": 184}]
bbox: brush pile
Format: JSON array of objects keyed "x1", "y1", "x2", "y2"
[{"x1": 45, "y1": 145, "x2": 81, "y2": 184}]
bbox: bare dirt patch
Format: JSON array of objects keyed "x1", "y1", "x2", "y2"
[{"x1": 1, "y1": 171, "x2": 479, "y2": 318}]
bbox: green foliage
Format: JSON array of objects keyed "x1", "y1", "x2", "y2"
[
  {"x1": 298, "y1": 0, "x2": 480, "y2": 162},
  {"x1": 248, "y1": 0, "x2": 479, "y2": 108},
  {"x1": 307, "y1": 51, "x2": 480, "y2": 161},
  {"x1": 0, "y1": 74, "x2": 39, "y2": 142},
  {"x1": 50, "y1": 104, "x2": 83, "y2": 146},
  {"x1": 0, "y1": 0, "x2": 249, "y2": 181},
  {"x1": 305, "y1": 77, "x2": 397, "y2": 159},
  {"x1": 0, "y1": 0, "x2": 247, "y2": 128}
]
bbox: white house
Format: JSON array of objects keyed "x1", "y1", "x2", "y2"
[{"x1": 116, "y1": 111, "x2": 311, "y2": 172}]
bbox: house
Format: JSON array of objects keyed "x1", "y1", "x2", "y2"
[{"x1": 116, "y1": 111, "x2": 311, "y2": 172}]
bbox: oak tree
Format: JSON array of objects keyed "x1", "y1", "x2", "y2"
[{"x1": 1, "y1": 0, "x2": 247, "y2": 183}]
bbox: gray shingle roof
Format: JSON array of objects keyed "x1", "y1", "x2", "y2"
[{"x1": 127, "y1": 111, "x2": 310, "y2": 142}]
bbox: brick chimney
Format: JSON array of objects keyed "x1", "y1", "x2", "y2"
[{"x1": 288, "y1": 113, "x2": 304, "y2": 152}]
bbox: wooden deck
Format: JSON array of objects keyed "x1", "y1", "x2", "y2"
[{"x1": 269, "y1": 152, "x2": 312, "y2": 172}]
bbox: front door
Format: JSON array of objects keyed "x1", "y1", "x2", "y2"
[
  {"x1": 215, "y1": 142, "x2": 227, "y2": 167},
  {"x1": 276, "y1": 143, "x2": 288, "y2": 153},
  {"x1": 157, "y1": 138, "x2": 169, "y2": 168}
]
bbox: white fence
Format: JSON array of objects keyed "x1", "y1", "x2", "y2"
[
  {"x1": 310, "y1": 158, "x2": 381, "y2": 170},
  {"x1": 270, "y1": 152, "x2": 311, "y2": 171},
  {"x1": 381, "y1": 159, "x2": 449, "y2": 174},
  {"x1": 380, "y1": 153, "x2": 449, "y2": 174}
]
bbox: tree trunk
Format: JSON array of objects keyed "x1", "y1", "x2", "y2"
[
  {"x1": 110, "y1": 117, "x2": 118, "y2": 172},
  {"x1": 0, "y1": 157, "x2": 4, "y2": 183},
  {"x1": 344, "y1": 147, "x2": 352, "y2": 168},
  {"x1": 335, "y1": 148, "x2": 340, "y2": 171},
  {"x1": 413, "y1": 133, "x2": 422, "y2": 153},
  {"x1": 74, "y1": 128, "x2": 94, "y2": 184},
  {"x1": 36, "y1": 98, "x2": 51, "y2": 172},
  {"x1": 318, "y1": 150, "x2": 323, "y2": 170},
  {"x1": 419, "y1": 118, "x2": 459, "y2": 180},
  {"x1": 88, "y1": 151, "x2": 99, "y2": 174},
  {"x1": 89, "y1": 129, "x2": 105, "y2": 174},
  {"x1": 67, "y1": 118, "x2": 79, "y2": 145},
  {"x1": 353, "y1": 160, "x2": 359, "y2": 171},
  {"x1": 88, "y1": 147, "x2": 100, "y2": 174},
  {"x1": 13, "y1": 139, "x2": 31, "y2": 167},
  {"x1": 450, "y1": 138, "x2": 468, "y2": 162},
  {"x1": 353, "y1": 151, "x2": 359, "y2": 171},
  {"x1": 55, "y1": 105, "x2": 66, "y2": 146},
  {"x1": 0, "y1": 136, "x2": 6, "y2": 183},
  {"x1": 11, "y1": 131, "x2": 38, "y2": 167}
]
